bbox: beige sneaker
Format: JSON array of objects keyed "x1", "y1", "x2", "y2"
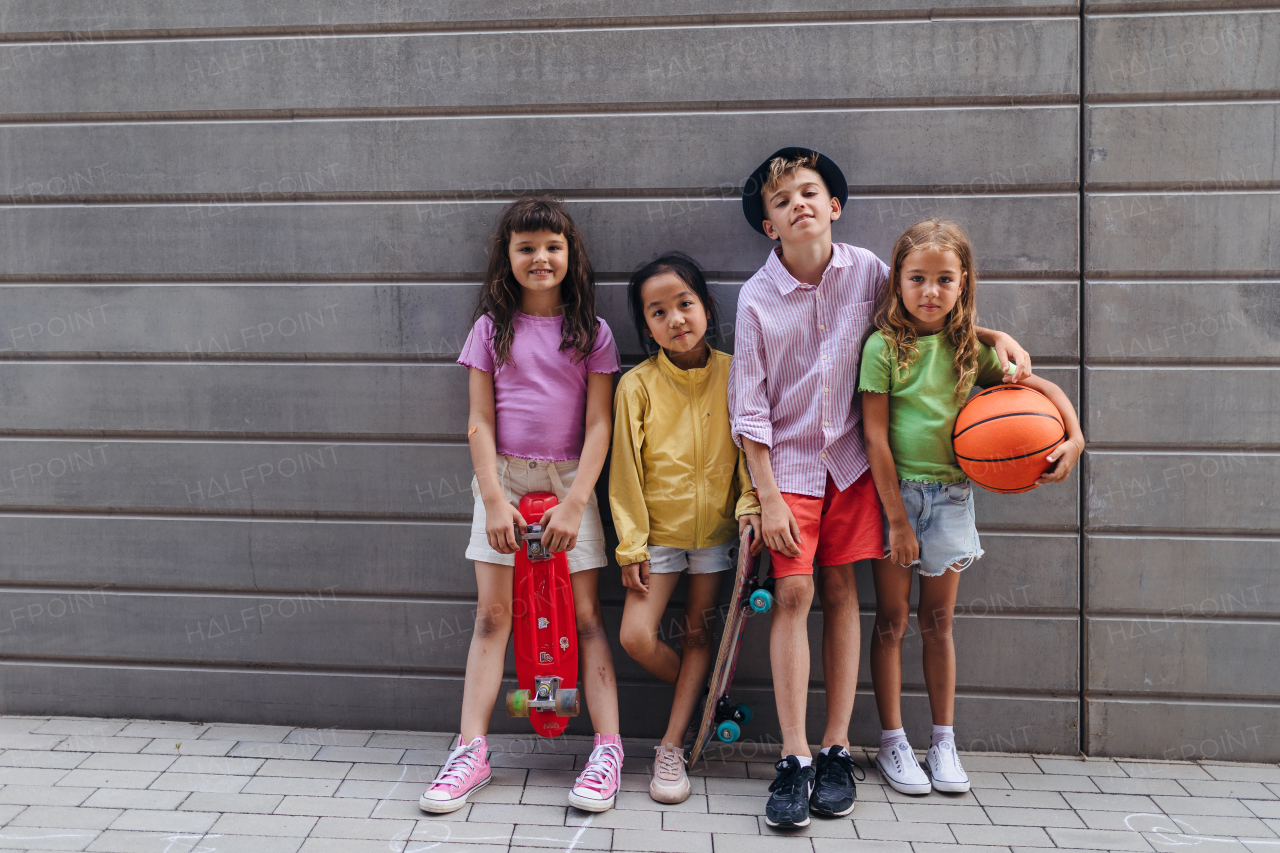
[{"x1": 649, "y1": 744, "x2": 691, "y2": 803}]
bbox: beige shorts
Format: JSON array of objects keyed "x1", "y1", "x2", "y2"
[{"x1": 465, "y1": 455, "x2": 607, "y2": 573}]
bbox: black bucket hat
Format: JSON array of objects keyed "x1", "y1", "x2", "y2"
[{"x1": 741, "y1": 146, "x2": 849, "y2": 237}]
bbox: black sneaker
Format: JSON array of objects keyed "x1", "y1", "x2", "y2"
[
  {"x1": 809, "y1": 746, "x2": 864, "y2": 817},
  {"x1": 765, "y1": 756, "x2": 815, "y2": 828}
]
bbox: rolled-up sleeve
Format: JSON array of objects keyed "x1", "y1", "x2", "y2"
[
  {"x1": 733, "y1": 447, "x2": 761, "y2": 519},
  {"x1": 727, "y1": 305, "x2": 772, "y2": 450},
  {"x1": 608, "y1": 379, "x2": 651, "y2": 566}
]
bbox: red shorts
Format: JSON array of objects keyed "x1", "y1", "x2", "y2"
[{"x1": 770, "y1": 471, "x2": 884, "y2": 578}]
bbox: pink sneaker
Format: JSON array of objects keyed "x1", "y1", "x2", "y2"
[
  {"x1": 568, "y1": 733, "x2": 624, "y2": 812},
  {"x1": 419, "y1": 735, "x2": 491, "y2": 813}
]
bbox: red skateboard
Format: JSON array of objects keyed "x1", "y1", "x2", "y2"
[{"x1": 505, "y1": 492, "x2": 580, "y2": 737}]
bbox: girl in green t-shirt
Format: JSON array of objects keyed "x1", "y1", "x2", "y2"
[{"x1": 857, "y1": 220, "x2": 1084, "y2": 796}]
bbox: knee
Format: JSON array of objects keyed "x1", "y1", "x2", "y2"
[
  {"x1": 918, "y1": 605, "x2": 954, "y2": 641},
  {"x1": 575, "y1": 603, "x2": 605, "y2": 642},
  {"x1": 473, "y1": 604, "x2": 511, "y2": 640},
  {"x1": 873, "y1": 609, "x2": 910, "y2": 645},
  {"x1": 619, "y1": 620, "x2": 655, "y2": 658},
  {"x1": 681, "y1": 624, "x2": 713, "y2": 652},
  {"x1": 774, "y1": 577, "x2": 814, "y2": 613}
]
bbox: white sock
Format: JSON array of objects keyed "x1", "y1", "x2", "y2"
[
  {"x1": 932, "y1": 725, "x2": 955, "y2": 747},
  {"x1": 819, "y1": 745, "x2": 849, "y2": 757},
  {"x1": 790, "y1": 754, "x2": 812, "y2": 768},
  {"x1": 880, "y1": 728, "x2": 908, "y2": 751}
]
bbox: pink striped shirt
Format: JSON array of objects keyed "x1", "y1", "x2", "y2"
[{"x1": 728, "y1": 243, "x2": 890, "y2": 498}]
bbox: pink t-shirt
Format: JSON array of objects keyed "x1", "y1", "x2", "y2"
[{"x1": 458, "y1": 311, "x2": 621, "y2": 461}]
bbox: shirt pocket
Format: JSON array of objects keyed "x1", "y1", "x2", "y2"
[{"x1": 838, "y1": 300, "x2": 878, "y2": 372}]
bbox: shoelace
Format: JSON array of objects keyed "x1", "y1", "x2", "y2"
[
  {"x1": 654, "y1": 746, "x2": 684, "y2": 781},
  {"x1": 575, "y1": 744, "x2": 623, "y2": 792},
  {"x1": 432, "y1": 739, "x2": 483, "y2": 790},
  {"x1": 768, "y1": 758, "x2": 811, "y2": 796},
  {"x1": 816, "y1": 751, "x2": 865, "y2": 787}
]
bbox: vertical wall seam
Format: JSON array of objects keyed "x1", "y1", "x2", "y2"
[{"x1": 1077, "y1": 4, "x2": 1090, "y2": 757}]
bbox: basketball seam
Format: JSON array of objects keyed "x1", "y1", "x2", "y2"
[
  {"x1": 952, "y1": 410, "x2": 1064, "y2": 441},
  {"x1": 955, "y1": 432, "x2": 1068, "y2": 464}
]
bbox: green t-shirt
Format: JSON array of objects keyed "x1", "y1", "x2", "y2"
[{"x1": 857, "y1": 330, "x2": 1006, "y2": 484}]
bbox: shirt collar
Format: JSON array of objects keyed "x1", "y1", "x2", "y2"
[{"x1": 764, "y1": 242, "x2": 853, "y2": 295}]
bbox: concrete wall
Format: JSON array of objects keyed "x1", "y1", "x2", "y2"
[{"x1": 0, "y1": 1, "x2": 1271, "y2": 759}]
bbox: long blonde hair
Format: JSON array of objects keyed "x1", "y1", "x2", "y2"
[{"x1": 873, "y1": 220, "x2": 981, "y2": 401}]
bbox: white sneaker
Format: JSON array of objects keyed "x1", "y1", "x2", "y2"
[
  {"x1": 926, "y1": 740, "x2": 970, "y2": 792},
  {"x1": 876, "y1": 740, "x2": 931, "y2": 795}
]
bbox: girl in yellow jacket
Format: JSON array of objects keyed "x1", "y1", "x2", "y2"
[{"x1": 611, "y1": 252, "x2": 762, "y2": 804}]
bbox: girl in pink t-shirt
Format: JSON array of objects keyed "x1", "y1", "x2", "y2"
[{"x1": 420, "y1": 198, "x2": 624, "y2": 815}]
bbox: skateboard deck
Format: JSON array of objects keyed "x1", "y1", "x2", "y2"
[
  {"x1": 506, "y1": 492, "x2": 580, "y2": 737},
  {"x1": 688, "y1": 528, "x2": 770, "y2": 767}
]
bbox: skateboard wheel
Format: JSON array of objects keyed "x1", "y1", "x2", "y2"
[
  {"x1": 734, "y1": 704, "x2": 752, "y2": 724},
  {"x1": 506, "y1": 689, "x2": 531, "y2": 718},
  {"x1": 716, "y1": 720, "x2": 741, "y2": 743},
  {"x1": 555, "y1": 688, "x2": 580, "y2": 717},
  {"x1": 749, "y1": 589, "x2": 773, "y2": 613}
]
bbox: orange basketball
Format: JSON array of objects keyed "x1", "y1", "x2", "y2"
[{"x1": 952, "y1": 385, "x2": 1066, "y2": 494}]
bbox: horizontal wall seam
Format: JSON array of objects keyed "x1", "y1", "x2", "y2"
[
  {"x1": 0, "y1": 355, "x2": 1090, "y2": 366},
  {"x1": 0, "y1": 271, "x2": 1085, "y2": 284},
  {"x1": 1085, "y1": 3, "x2": 1280, "y2": 15},
  {"x1": 0, "y1": 95, "x2": 1082, "y2": 126},
  {"x1": 1086, "y1": 691, "x2": 1280, "y2": 706},
  {"x1": 1086, "y1": 613, "x2": 1280, "y2": 625},
  {"x1": 1084, "y1": 271, "x2": 1280, "y2": 280},
  {"x1": 1084, "y1": 526, "x2": 1280, "y2": 539},
  {"x1": 1085, "y1": 182, "x2": 1280, "y2": 193},
  {"x1": 1085, "y1": 359, "x2": 1280, "y2": 367},
  {"x1": 1085, "y1": 92, "x2": 1280, "y2": 105}
]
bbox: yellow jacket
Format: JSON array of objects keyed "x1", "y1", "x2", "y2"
[{"x1": 610, "y1": 348, "x2": 760, "y2": 566}]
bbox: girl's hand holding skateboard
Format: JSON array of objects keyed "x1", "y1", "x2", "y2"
[
  {"x1": 540, "y1": 499, "x2": 584, "y2": 553},
  {"x1": 620, "y1": 560, "x2": 651, "y2": 594},
  {"x1": 738, "y1": 513, "x2": 764, "y2": 556},
  {"x1": 485, "y1": 498, "x2": 526, "y2": 554}
]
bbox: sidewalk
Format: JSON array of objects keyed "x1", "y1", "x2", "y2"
[{"x1": 0, "y1": 716, "x2": 1274, "y2": 852}]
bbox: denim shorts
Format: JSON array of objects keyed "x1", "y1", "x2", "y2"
[
  {"x1": 647, "y1": 541, "x2": 734, "y2": 575},
  {"x1": 881, "y1": 480, "x2": 983, "y2": 577}
]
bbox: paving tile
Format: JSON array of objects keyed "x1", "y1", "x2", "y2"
[
  {"x1": 1201, "y1": 763, "x2": 1280, "y2": 784},
  {"x1": 661, "y1": 812, "x2": 751, "y2": 834},
  {"x1": 179, "y1": 792, "x2": 282, "y2": 814},
  {"x1": 524, "y1": 769, "x2": 580, "y2": 789},
  {"x1": 410, "y1": 819, "x2": 514, "y2": 844},
  {"x1": 332, "y1": 781, "x2": 420, "y2": 802},
  {"x1": 957, "y1": 755, "x2": 1041, "y2": 774},
  {"x1": 951, "y1": 824, "x2": 1052, "y2": 847},
  {"x1": 1179, "y1": 779, "x2": 1277, "y2": 800},
  {"x1": 200, "y1": 726, "x2": 294, "y2": 744},
  {"x1": 275, "y1": 797, "x2": 376, "y2": 818},
  {"x1": 107, "y1": 810, "x2": 219, "y2": 834},
  {"x1": 1156, "y1": 812, "x2": 1276, "y2": 837},
  {"x1": 344, "y1": 763, "x2": 438, "y2": 783},
  {"x1": 1093, "y1": 776, "x2": 1189, "y2": 797},
  {"x1": 848, "y1": 802, "x2": 896, "y2": 821},
  {"x1": 476, "y1": 752, "x2": 575, "y2": 771},
  {"x1": 890, "y1": 803, "x2": 989, "y2": 824},
  {"x1": 1141, "y1": 834, "x2": 1250, "y2": 853},
  {"x1": 54, "y1": 738, "x2": 150, "y2": 755},
  {"x1": 87, "y1": 829, "x2": 207, "y2": 853},
  {"x1": 56, "y1": 770, "x2": 162, "y2": 790},
  {"x1": 467, "y1": 803, "x2": 567, "y2": 827},
  {"x1": 0, "y1": 825, "x2": 99, "y2": 849},
  {"x1": 972, "y1": 790, "x2": 1068, "y2": 810},
  {"x1": 75, "y1": 755, "x2": 174, "y2": 773},
  {"x1": 167, "y1": 757, "x2": 263, "y2": 776},
  {"x1": 227, "y1": 743, "x2": 320, "y2": 761},
  {"x1": 198, "y1": 835, "x2": 304, "y2": 853},
  {"x1": 0, "y1": 717, "x2": 49, "y2": 734},
  {"x1": 510, "y1": 824, "x2": 612, "y2": 849},
  {"x1": 0, "y1": 733, "x2": 66, "y2": 750},
  {"x1": 690, "y1": 761, "x2": 751, "y2": 779},
  {"x1": 984, "y1": 807, "x2": 1086, "y2": 828},
  {"x1": 763, "y1": 815, "x2": 857, "y2": 836},
  {"x1": 616, "y1": 791, "x2": 708, "y2": 813},
  {"x1": 1246, "y1": 800, "x2": 1280, "y2": 819},
  {"x1": 140, "y1": 740, "x2": 236, "y2": 757},
  {"x1": 241, "y1": 776, "x2": 341, "y2": 797},
  {"x1": 1062, "y1": 791, "x2": 1159, "y2": 812},
  {"x1": 1033, "y1": 758, "x2": 1127, "y2": 777},
  {"x1": 0, "y1": 768, "x2": 69, "y2": 786},
  {"x1": 965, "y1": 772, "x2": 1011, "y2": 789},
  {"x1": 1005, "y1": 774, "x2": 1101, "y2": 793},
  {"x1": 812, "y1": 840, "x2": 911, "y2": 853},
  {"x1": 0, "y1": 803, "x2": 26, "y2": 824},
  {"x1": 284, "y1": 730, "x2": 373, "y2": 748},
  {"x1": 712, "y1": 834, "x2": 809, "y2": 852},
  {"x1": 854, "y1": 819, "x2": 955, "y2": 842},
  {"x1": 115, "y1": 722, "x2": 209, "y2": 740},
  {"x1": 207, "y1": 812, "x2": 316, "y2": 837},
  {"x1": 312, "y1": 747, "x2": 403, "y2": 766},
  {"x1": 81, "y1": 790, "x2": 188, "y2": 811},
  {"x1": 704, "y1": 777, "x2": 766, "y2": 796},
  {"x1": 912, "y1": 845, "x2": 1011, "y2": 853},
  {"x1": 35, "y1": 721, "x2": 128, "y2": 738},
  {"x1": 516, "y1": 785, "x2": 572, "y2": 807},
  {"x1": 1151, "y1": 794, "x2": 1254, "y2": 817},
  {"x1": 703, "y1": 794, "x2": 761, "y2": 815},
  {"x1": 613, "y1": 828, "x2": 712, "y2": 852},
  {"x1": 371, "y1": 800, "x2": 436, "y2": 821},
  {"x1": 257, "y1": 760, "x2": 351, "y2": 780},
  {"x1": 1074, "y1": 809, "x2": 1155, "y2": 831},
  {"x1": 0, "y1": 750, "x2": 88, "y2": 769},
  {"x1": 295, "y1": 839, "x2": 409, "y2": 853},
  {"x1": 1117, "y1": 761, "x2": 1214, "y2": 781},
  {"x1": 0, "y1": 785, "x2": 96, "y2": 806},
  {"x1": 1045, "y1": 827, "x2": 1155, "y2": 851},
  {"x1": 308, "y1": 816, "x2": 415, "y2": 840},
  {"x1": 10, "y1": 806, "x2": 121, "y2": 829},
  {"x1": 365, "y1": 733, "x2": 456, "y2": 750},
  {"x1": 148, "y1": 773, "x2": 250, "y2": 794}
]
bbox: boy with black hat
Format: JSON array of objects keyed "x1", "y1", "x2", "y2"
[{"x1": 727, "y1": 147, "x2": 1031, "y2": 828}]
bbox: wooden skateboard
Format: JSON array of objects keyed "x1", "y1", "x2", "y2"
[
  {"x1": 505, "y1": 492, "x2": 580, "y2": 737},
  {"x1": 688, "y1": 528, "x2": 773, "y2": 767}
]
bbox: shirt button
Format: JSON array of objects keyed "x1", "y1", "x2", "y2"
[
  {"x1": 528, "y1": 461, "x2": 537, "y2": 469},
  {"x1": 820, "y1": 324, "x2": 825, "y2": 330},
  {"x1": 823, "y1": 387, "x2": 829, "y2": 393},
  {"x1": 824, "y1": 421, "x2": 829, "y2": 426},
  {"x1": 820, "y1": 452, "x2": 826, "y2": 459},
  {"x1": 821, "y1": 354, "x2": 828, "y2": 360}
]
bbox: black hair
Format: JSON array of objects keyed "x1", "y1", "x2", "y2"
[{"x1": 627, "y1": 252, "x2": 719, "y2": 359}]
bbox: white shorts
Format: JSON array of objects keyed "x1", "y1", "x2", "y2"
[
  {"x1": 465, "y1": 455, "x2": 607, "y2": 574},
  {"x1": 648, "y1": 541, "x2": 734, "y2": 575}
]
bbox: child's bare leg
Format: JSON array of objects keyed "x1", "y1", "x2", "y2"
[
  {"x1": 869, "y1": 558, "x2": 914, "y2": 731},
  {"x1": 817, "y1": 562, "x2": 859, "y2": 749},
  {"x1": 571, "y1": 568, "x2": 620, "y2": 733},
  {"x1": 460, "y1": 561, "x2": 514, "y2": 742},
  {"x1": 619, "y1": 573, "x2": 683, "y2": 684},
  {"x1": 660, "y1": 572, "x2": 723, "y2": 746},
  {"x1": 770, "y1": 574, "x2": 815, "y2": 757},
  {"x1": 917, "y1": 569, "x2": 962, "y2": 727}
]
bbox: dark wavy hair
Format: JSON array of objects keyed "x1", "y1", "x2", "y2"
[
  {"x1": 475, "y1": 197, "x2": 599, "y2": 367},
  {"x1": 627, "y1": 252, "x2": 719, "y2": 359}
]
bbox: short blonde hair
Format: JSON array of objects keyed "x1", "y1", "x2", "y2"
[{"x1": 761, "y1": 151, "x2": 824, "y2": 197}]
